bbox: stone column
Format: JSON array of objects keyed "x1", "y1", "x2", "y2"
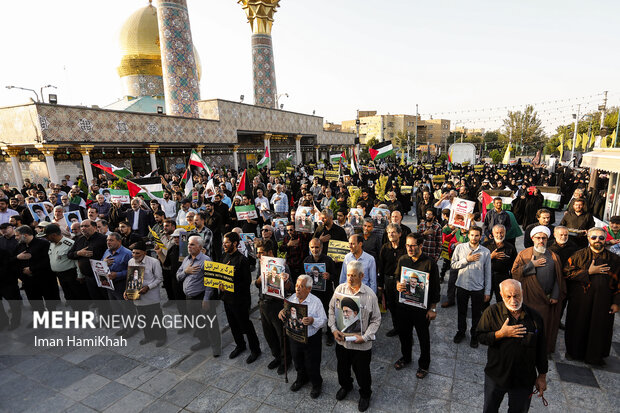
[
  {"x1": 264, "y1": 133, "x2": 272, "y2": 169},
  {"x1": 314, "y1": 145, "x2": 319, "y2": 163},
  {"x1": 36, "y1": 144, "x2": 59, "y2": 184},
  {"x1": 238, "y1": 1, "x2": 281, "y2": 108},
  {"x1": 295, "y1": 135, "x2": 302, "y2": 165},
  {"x1": 77, "y1": 145, "x2": 95, "y2": 185},
  {"x1": 2, "y1": 146, "x2": 24, "y2": 188},
  {"x1": 155, "y1": 0, "x2": 200, "y2": 118},
  {"x1": 233, "y1": 145, "x2": 240, "y2": 172},
  {"x1": 147, "y1": 145, "x2": 159, "y2": 172}
]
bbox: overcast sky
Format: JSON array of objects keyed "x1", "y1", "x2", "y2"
[{"x1": 0, "y1": 0, "x2": 617, "y2": 133}]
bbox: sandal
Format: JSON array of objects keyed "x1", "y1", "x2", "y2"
[
  {"x1": 416, "y1": 368, "x2": 429, "y2": 379},
  {"x1": 394, "y1": 358, "x2": 410, "y2": 370}
]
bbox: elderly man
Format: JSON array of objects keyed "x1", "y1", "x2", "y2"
[
  {"x1": 124, "y1": 198, "x2": 154, "y2": 238},
  {"x1": 511, "y1": 225, "x2": 565, "y2": 354},
  {"x1": 483, "y1": 198, "x2": 512, "y2": 240},
  {"x1": 313, "y1": 208, "x2": 348, "y2": 256},
  {"x1": 176, "y1": 198, "x2": 196, "y2": 227},
  {"x1": 67, "y1": 219, "x2": 108, "y2": 302},
  {"x1": 482, "y1": 224, "x2": 517, "y2": 304},
  {"x1": 564, "y1": 227, "x2": 620, "y2": 366},
  {"x1": 177, "y1": 235, "x2": 220, "y2": 354},
  {"x1": 477, "y1": 279, "x2": 548, "y2": 413},
  {"x1": 393, "y1": 233, "x2": 440, "y2": 378},
  {"x1": 271, "y1": 184, "x2": 289, "y2": 214},
  {"x1": 339, "y1": 234, "x2": 377, "y2": 293},
  {"x1": 92, "y1": 194, "x2": 111, "y2": 220},
  {"x1": 329, "y1": 260, "x2": 381, "y2": 412},
  {"x1": 451, "y1": 226, "x2": 492, "y2": 348},
  {"x1": 126, "y1": 241, "x2": 166, "y2": 347},
  {"x1": 381, "y1": 210, "x2": 411, "y2": 247},
  {"x1": 279, "y1": 274, "x2": 327, "y2": 398}
]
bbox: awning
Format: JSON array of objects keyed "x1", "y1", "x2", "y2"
[{"x1": 580, "y1": 149, "x2": 620, "y2": 173}]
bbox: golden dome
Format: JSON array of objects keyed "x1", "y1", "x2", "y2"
[{"x1": 117, "y1": 2, "x2": 201, "y2": 79}]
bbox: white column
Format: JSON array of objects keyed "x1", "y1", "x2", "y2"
[
  {"x1": 148, "y1": 150, "x2": 158, "y2": 172},
  {"x1": 295, "y1": 135, "x2": 302, "y2": 165},
  {"x1": 3, "y1": 147, "x2": 24, "y2": 188},
  {"x1": 79, "y1": 146, "x2": 95, "y2": 185},
  {"x1": 37, "y1": 145, "x2": 59, "y2": 184},
  {"x1": 233, "y1": 145, "x2": 239, "y2": 172},
  {"x1": 315, "y1": 146, "x2": 319, "y2": 162}
]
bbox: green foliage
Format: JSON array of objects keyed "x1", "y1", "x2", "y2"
[
  {"x1": 348, "y1": 187, "x2": 362, "y2": 209},
  {"x1": 438, "y1": 153, "x2": 448, "y2": 163},
  {"x1": 375, "y1": 175, "x2": 389, "y2": 202},
  {"x1": 110, "y1": 178, "x2": 127, "y2": 190},
  {"x1": 502, "y1": 105, "x2": 545, "y2": 152},
  {"x1": 329, "y1": 197, "x2": 339, "y2": 215},
  {"x1": 275, "y1": 159, "x2": 291, "y2": 174},
  {"x1": 489, "y1": 149, "x2": 503, "y2": 164},
  {"x1": 247, "y1": 167, "x2": 259, "y2": 183}
]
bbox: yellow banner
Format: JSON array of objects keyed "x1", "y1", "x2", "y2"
[
  {"x1": 497, "y1": 169, "x2": 508, "y2": 175},
  {"x1": 400, "y1": 186, "x2": 412, "y2": 194},
  {"x1": 325, "y1": 170, "x2": 340, "y2": 181},
  {"x1": 203, "y1": 261, "x2": 235, "y2": 292},
  {"x1": 270, "y1": 170, "x2": 281, "y2": 176},
  {"x1": 327, "y1": 240, "x2": 349, "y2": 262},
  {"x1": 286, "y1": 167, "x2": 294, "y2": 173},
  {"x1": 474, "y1": 165, "x2": 484, "y2": 171},
  {"x1": 432, "y1": 175, "x2": 445, "y2": 182},
  {"x1": 315, "y1": 169, "x2": 325, "y2": 177}
]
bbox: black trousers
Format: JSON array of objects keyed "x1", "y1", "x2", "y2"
[
  {"x1": 385, "y1": 276, "x2": 400, "y2": 330},
  {"x1": 161, "y1": 269, "x2": 175, "y2": 302},
  {"x1": 224, "y1": 302, "x2": 260, "y2": 353},
  {"x1": 56, "y1": 269, "x2": 89, "y2": 310},
  {"x1": 0, "y1": 283, "x2": 22, "y2": 326},
  {"x1": 483, "y1": 374, "x2": 532, "y2": 413},
  {"x1": 136, "y1": 303, "x2": 166, "y2": 341},
  {"x1": 335, "y1": 344, "x2": 372, "y2": 399},
  {"x1": 457, "y1": 287, "x2": 485, "y2": 336},
  {"x1": 259, "y1": 299, "x2": 289, "y2": 363},
  {"x1": 22, "y1": 274, "x2": 60, "y2": 312},
  {"x1": 169, "y1": 269, "x2": 187, "y2": 315},
  {"x1": 84, "y1": 275, "x2": 111, "y2": 317},
  {"x1": 187, "y1": 293, "x2": 221, "y2": 356},
  {"x1": 445, "y1": 269, "x2": 458, "y2": 304},
  {"x1": 396, "y1": 304, "x2": 431, "y2": 369},
  {"x1": 290, "y1": 332, "x2": 322, "y2": 387}
]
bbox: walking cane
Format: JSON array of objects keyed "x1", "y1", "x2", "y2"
[{"x1": 282, "y1": 324, "x2": 289, "y2": 383}]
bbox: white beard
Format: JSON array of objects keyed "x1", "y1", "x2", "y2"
[
  {"x1": 533, "y1": 246, "x2": 546, "y2": 254},
  {"x1": 505, "y1": 300, "x2": 523, "y2": 312},
  {"x1": 494, "y1": 237, "x2": 505, "y2": 243}
]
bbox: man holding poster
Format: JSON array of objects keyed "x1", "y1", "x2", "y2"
[
  {"x1": 393, "y1": 233, "x2": 440, "y2": 379},
  {"x1": 448, "y1": 197, "x2": 475, "y2": 230}
]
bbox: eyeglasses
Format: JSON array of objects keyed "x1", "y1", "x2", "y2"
[
  {"x1": 590, "y1": 235, "x2": 606, "y2": 241},
  {"x1": 262, "y1": 229, "x2": 270, "y2": 232},
  {"x1": 406, "y1": 244, "x2": 418, "y2": 248}
]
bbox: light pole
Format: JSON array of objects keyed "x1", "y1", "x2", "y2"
[
  {"x1": 275, "y1": 93, "x2": 288, "y2": 109},
  {"x1": 40, "y1": 85, "x2": 57, "y2": 103},
  {"x1": 570, "y1": 104, "x2": 581, "y2": 163},
  {"x1": 6, "y1": 85, "x2": 39, "y2": 102},
  {"x1": 414, "y1": 104, "x2": 418, "y2": 162}
]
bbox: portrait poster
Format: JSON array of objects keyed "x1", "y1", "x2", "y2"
[
  {"x1": 398, "y1": 267, "x2": 429, "y2": 309},
  {"x1": 63, "y1": 211, "x2": 82, "y2": 227},
  {"x1": 284, "y1": 299, "x2": 308, "y2": 344},
  {"x1": 272, "y1": 218, "x2": 289, "y2": 241},
  {"x1": 304, "y1": 262, "x2": 327, "y2": 292},
  {"x1": 448, "y1": 197, "x2": 475, "y2": 230},
  {"x1": 125, "y1": 265, "x2": 145, "y2": 300},
  {"x1": 260, "y1": 256, "x2": 286, "y2": 299},
  {"x1": 28, "y1": 202, "x2": 50, "y2": 223},
  {"x1": 89, "y1": 259, "x2": 114, "y2": 291},
  {"x1": 327, "y1": 240, "x2": 349, "y2": 262},
  {"x1": 178, "y1": 231, "x2": 189, "y2": 262},
  {"x1": 370, "y1": 207, "x2": 390, "y2": 230},
  {"x1": 295, "y1": 206, "x2": 314, "y2": 233},
  {"x1": 241, "y1": 233, "x2": 256, "y2": 258},
  {"x1": 347, "y1": 208, "x2": 364, "y2": 228},
  {"x1": 333, "y1": 292, "x2": 363, "y2": 336},
  {"x1": 235, "y1": 205, "x2": 258, "y2": 220},
  {"x1": 203, "y1": 261, "x2": 235, "y2": 292}
]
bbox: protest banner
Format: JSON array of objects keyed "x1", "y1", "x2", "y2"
[
  {"x1": 203, "y1": 261, "x2": 235, "y2": 292},
  {"x1": 448, "y1": 197, "x2": 475, "y2": 230},
  {"x1": 398, "y1": 267, "x2": 429, "y2": 309},
  {"x1": 284, "y1": 299, "x2": 308, "y2": 343},
  {"x1": 260, "y1": 256, "x2": 286, "y2": 299},
  {"x1": 327, "y1": 240, "x2": 349, "y2": 262},
  {"x1": 235, "y1": 205, "x2": 258, "y2": 220},
  {"x1": 89, "y1": 259, "x2": 114, "y2": 291}
]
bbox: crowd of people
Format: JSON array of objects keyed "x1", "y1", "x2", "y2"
[{"x1": 0, "y1": 158, "x2": 618, "y2": 412}]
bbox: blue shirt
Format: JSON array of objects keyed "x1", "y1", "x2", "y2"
[
  {"x1": 176, "y1": 252, "x2": 215, "y2": 301},
  {"x1": 271, "y1": 192, "x2": 289, "y2": 213},
  {"x1": 339, "y1": 251, "x2": 377, "y2": 293},
  {"x1": 102, "y1": 246, "x2": 132, "y2": 281}
]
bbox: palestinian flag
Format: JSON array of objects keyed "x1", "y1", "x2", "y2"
[
  {"x1": 189, "y1": 150, "x2": 213, "y2": 176},
  {"x1": 285, "y1": 151, "x2": 294, "y2": 162},
  {"x1": 181, "y1": 168, "x2": 193, "y2": 196},
  {"x1": 237, "y1": 169, "x2": 247, "y2": 195},
  {"x1": 329, "y1": 153, "x2": 343, "y2": 164},
  {"x1": 132, "y1": 177, "x2": 164, "y2": 200},
  {"x1": 369, "y1": 141, "x2": 394, "y2": 161},
  {"x1": 257, "y1": 147, "x2": 270, "y2": 169},
  {"x1": 91, "y1": 161, "x2": 132, "y2": 179},
  {"x1": 126, "y1": 180, "x2": 142, "y2": 198},
  {"x1": 537, "y1": 186, "x2": 562, "y2": 209},
  {"x1": 481, "y1": 190, "x2": 515, "y2": 219}
]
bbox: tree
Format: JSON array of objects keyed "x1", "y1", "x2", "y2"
[
  {"x1": 502, "y1": 105, "x2": 545, "y2": 153},
  {"x1": 360, "y1": 137, "x2": 378, "y2": 162},
  {"x1": 489, "y1": 149, "x2": 503, "y2": 164}
]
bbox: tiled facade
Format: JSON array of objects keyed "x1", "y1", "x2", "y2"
[{"x1": 252, "y1": 34, "x2": 277, "y2": 108}]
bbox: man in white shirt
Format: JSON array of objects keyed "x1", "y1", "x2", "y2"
[
  {"x1": 0, "y1": 198, "x2": 17, "y2": 225},
  {"x1": 271, "y1": 184, "x2": 289, "y2": 214},
  {"x1": 255, "y1": 189, "x2": 270, "y2": 220},
  {"x1": 279, "y1": 274, "x2": 326, "y2": 399},
  {"x1": 160, "y1": 191, "x2": 177, "y2": 218}
]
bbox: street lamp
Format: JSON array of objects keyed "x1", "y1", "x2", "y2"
[
  {"x1": 6, "y1": 85, "x2": 39, "y2": 102},
  {"x1": 275, "y1": 92, "x2": 289, "y2": 109},
  {"x1": 40, "y1": 84, "x2": 57, "y2": 103}
]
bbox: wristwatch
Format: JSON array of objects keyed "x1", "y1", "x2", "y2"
[{"x1": 431, "y1": 308, "x2": 436, "y2": 313}]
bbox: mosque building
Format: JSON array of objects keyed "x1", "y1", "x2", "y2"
[{"x1": 0, "y1": 0, "x2": 354, "y2": 187}]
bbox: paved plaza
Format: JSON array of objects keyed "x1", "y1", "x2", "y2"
[{"x1": 0, "y1": 212, "x2": 618, "y2": 413}]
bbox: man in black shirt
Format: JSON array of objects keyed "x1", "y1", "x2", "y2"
[
  {"x1": 393, "y1": 233, "x2": 440, "y2": 379},
  {"x1": 220, "y1": 231, "x2": 261, "y2": 363},
  {"x1": 67, "y1": 219, "x2": 108, "y2": 303},
  {"x1": 477, "y1": 279, "x2": 548, "y2": 413},
  {"x1": 482, "y1": 224, "x2": 517, "y2": 304},
  {"x1": 559, "y1": 199, "x2": 594, "y2": 248},
  {"x1": 0, "y1": 223, "x2": 21, "y2": 329},
  {"x1": 379, "y1": 223, "x2": 406, "y2": 337},
  {"x1": 313, "y1": 209, "x2": 347, "y2": 256}
]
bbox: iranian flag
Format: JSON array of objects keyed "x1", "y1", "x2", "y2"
[
  {"x1": 369, "y1": 141, "x2": 394, "y2": 161},
  {"x1": 537, "y1": 186, "x2": 562, "y2": 209},
  {"x1": 257, "y1": 147, "x2": 270, "y2": 169},
  {"x1": 189, "y1": 150, "x2": 213, "y2": 176},
  {"x1": 91, "y1": 161, "x2": 132, "y2": 179},
  {"x1": 237, "y1": 169, "x2": 247, "y2": 195}
]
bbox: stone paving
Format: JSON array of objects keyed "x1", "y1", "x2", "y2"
[{"x1": 0, "y1": 211, "x2": 618, "y2": 412}]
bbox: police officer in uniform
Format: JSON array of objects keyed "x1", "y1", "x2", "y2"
[{"x1": 44, "y1": 224, "x2": 89, "y2": 309}]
